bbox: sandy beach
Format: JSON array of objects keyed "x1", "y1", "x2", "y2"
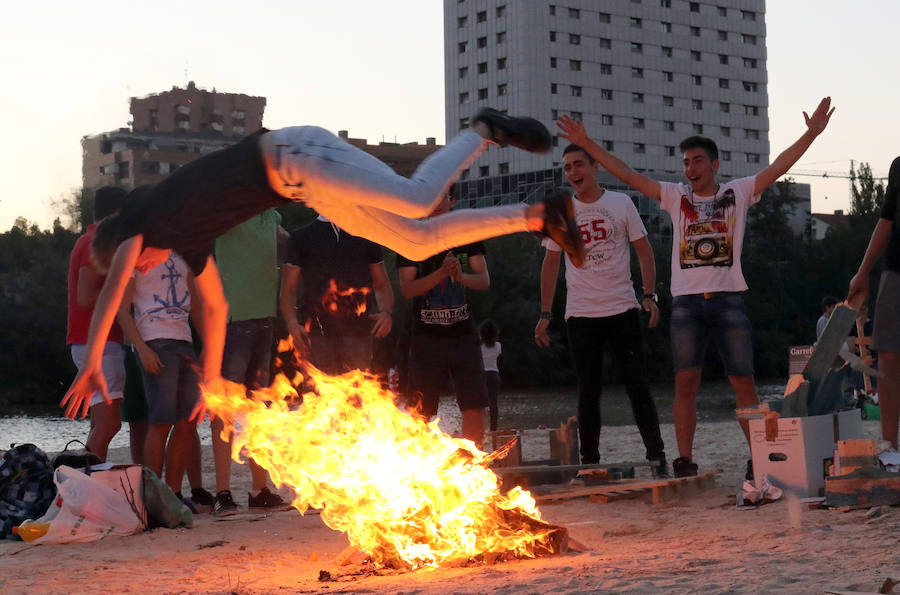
[{"x1": 1, "y1": 417, "x2": 897, "y2": 594}]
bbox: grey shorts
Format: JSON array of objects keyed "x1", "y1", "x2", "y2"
[{"x1": 873, "y1": 270, "x2": 900, "y2": 353}]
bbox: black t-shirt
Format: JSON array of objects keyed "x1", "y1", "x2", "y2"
[
  {"x1": 882, "y1": 156, "x2": 900, "y2": 275},
  {"x1": 397, "y1": 242, "x2": 485, "y2": 338},
  {"x1": 286, "y1": 219, "x2": 384, "y2": 336},
  {"x1": 116, "y1": 129, "x2": 289, "y2": 274}
]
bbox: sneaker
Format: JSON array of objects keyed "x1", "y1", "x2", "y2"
[
  {"x1": 650, "y1": 458, "x2": 670, "y2": 479},
  {"x1": 175, "y1": 492, "x2": 197, "y2": 514},
  {"x1": 745, "y1": 458, "x2": 754, "y2": 482},
  {"x1": 248, "y1": 487, "x2": 290, "y2": 511},
  {"x1": 473, "y1": 108, "x2": 552, "y2": 153},
  {"x1": 191, "y1": 487, "x2": 215, "y2": 513},
  {"x1": 542, "y1": 190, "x2": 586, "y2": 267},
  {"x1": 672, "y1": 456, "x2": 698, "y2": 478},
  {"x1": 213, "y1": 489, "x2": 238, "y2": 517}
]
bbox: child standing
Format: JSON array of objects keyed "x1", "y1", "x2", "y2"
[{"x1": 479, "y1": 320, "x2": 502, "y2": 432}]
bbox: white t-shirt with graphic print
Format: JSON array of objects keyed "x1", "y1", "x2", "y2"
[
  {"x1": 659, "y1": 176, "x2": 760, "y2": 297},
  {"x1": 131, "y1": 252, "x2": 193, "y2": 343},
  {"x1": 545, "y1": 190, "x2": 646, "y2": 319}
]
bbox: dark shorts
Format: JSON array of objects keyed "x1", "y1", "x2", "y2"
[
  {"x1": 308, "y1": 333, "x2": 373, "y2": 375},
  {"x1": 121, "y1": 345, "x2": 148, "y2": 423},
  {"x1": 408, "y1": 333, "x2": 488, "y2": 418},
  {"x1": 873, "y1": 270, "x2": 900, "y2": 353},
  {"x1": 670, "y1": 293, "x2": 754, "y2": 376},
  {"x1": 138, "y1": 339, "x2": 200, "y2": 425},
  {"x1": 222, "y1": 318, "x2": 275, "y2": 389}
]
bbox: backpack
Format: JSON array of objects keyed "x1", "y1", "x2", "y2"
[{"x1": 0, "y1": 444, "x2": 57, "y2": 540}]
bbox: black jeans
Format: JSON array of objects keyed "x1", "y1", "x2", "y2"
[{"x1": 566, "y1": 309, "x2": 665, "y2": 464}]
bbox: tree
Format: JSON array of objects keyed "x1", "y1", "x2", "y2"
[{"x1": 850, "y1": 162, "x2": 885, "y2": 221}]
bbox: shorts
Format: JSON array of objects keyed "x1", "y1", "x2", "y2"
[
  {"x1": 70, "y1": 342, "x2": 125, "y2": 407},
  {"x1": 121, "y1": 345, "x2": 148, "y2": 423},
  {"x1": 670, "y1": 293, "x2": 754, "y2": 376},
  {"x1": 138, "y1": 339, "x2": 200, "y2": 425},
  {"x1": 308, "y1": 333, "x2": 374, "y2": 375},
  {"x1": 222, "y1": 318, "x2": 275, "y2": 388},
  {"x1": 408, "y1": 333, "x2": 488, "y2": 418},
  {"x1": 873, "y1": 270, "x2": 900, "y2": 353}
]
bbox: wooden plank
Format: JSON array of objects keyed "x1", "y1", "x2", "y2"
[
  {"x1": 805, "y1": 305, "x2": 857, "y2": 382},
  {"x1": 493, "y1": 461, "x2": 650, "y2": 476},
  {"x1": 825, "y1": 468, "x2": 900, "y2": 509},
  {"x1": 534, "y1": 470, "x2": 721, "y2": 504},
  {"x1": 590, "y1": 489, "x2": 645, "y2": 503},
  {"x1": 855, "y1": 319, "x2": 874, "y2": 394}
]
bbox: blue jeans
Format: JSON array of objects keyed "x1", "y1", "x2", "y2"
[
  {"x1": 222, "y1": 318, "x2": 275, "y2": 389},
  {"x1": 138, "y1": 339, "x2": 199, "y2": 425},
  {"x1": 670, "y1": 293, "x2": 754, "y2": 376}
]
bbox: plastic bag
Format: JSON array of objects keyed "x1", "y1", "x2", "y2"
[{"x1": 27, "y1": 465, "x2": 143, "y2": 544}]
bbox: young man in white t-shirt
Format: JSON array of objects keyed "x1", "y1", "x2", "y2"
[
  {"x1": 534, "y1": 144, "x2": 667, "y2": 476},
  {"x1": 556, "y1": 97, "x2": 835, "y2": 478}
]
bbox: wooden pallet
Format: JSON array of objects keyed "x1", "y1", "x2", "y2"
[{"x1": 533, "y1": 470, "x2": 721, "y2": 505}]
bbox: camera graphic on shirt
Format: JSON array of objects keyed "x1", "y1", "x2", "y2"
[{"x1": 679, "y1": 221, "x2": 733, "y2": 269}]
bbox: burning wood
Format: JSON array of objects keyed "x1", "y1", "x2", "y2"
[{"x1": 200, "y1": 340, "x2": 570, "y2": 570}]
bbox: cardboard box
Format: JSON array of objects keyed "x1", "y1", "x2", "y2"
[
  {"x1": 91, "y1": 465, "x2": 147, "y2": 528},
  {"x1": 749, "y1": 409, "x2": 863, "y2": 498}
]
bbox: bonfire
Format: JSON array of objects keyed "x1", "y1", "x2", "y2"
[{"x1": 199, "y1": 339, "x2": 568, "y2": 570}]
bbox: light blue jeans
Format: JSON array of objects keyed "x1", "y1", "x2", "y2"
[{"x1": 260, "y1": 127, "x2": 529, "y2": 261}]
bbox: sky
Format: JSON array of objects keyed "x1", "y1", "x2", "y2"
[{"x1": 0, "y1": 0, "x2": 896, "y2": 232}]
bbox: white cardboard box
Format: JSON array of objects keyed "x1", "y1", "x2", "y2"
[{"x1": 749, "y1": 409, "x2": 863, "y2": 498}]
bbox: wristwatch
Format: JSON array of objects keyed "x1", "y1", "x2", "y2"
[
  {"x1": 540, "y1": 311, "x2": 552, "y2": 320},
  {"x1": 642, "y1": 292, "x2": 659, "y2": 304}
]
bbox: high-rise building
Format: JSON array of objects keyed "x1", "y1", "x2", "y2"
[{"x1": 444, "y1": 0, "x2": 772, "y2": 227}]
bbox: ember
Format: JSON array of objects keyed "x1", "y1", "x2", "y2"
[{"x1": 200, "y1": 340, "x2": 566, "y2": 570}]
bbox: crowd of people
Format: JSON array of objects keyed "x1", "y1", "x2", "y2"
[{"x1": 63, "y1": 99, "x2": 900, "y2": 505}]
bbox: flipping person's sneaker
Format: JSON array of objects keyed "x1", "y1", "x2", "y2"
[
  {"x1": 213, "y1": 489, "x2": 239, "y2": 517},
  {"x1": 248, "y1": 487, "x2": 292, "y2": 511},
  {"x1": 473, "y1": 108, "x2": 552, "y2": 153},
  {"x1": 542, "y1": 189, "x2": 586, "y2": 267},
  {"x1": 672, "y1": 456, "x2": 699, "y2": 478}
]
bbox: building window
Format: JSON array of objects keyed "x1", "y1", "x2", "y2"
[
  {"x1": 718, "y1": 30, "x2": 728, "y2": 41},
  {"x1": 742, "y1": 34, "x2": 757, "y2": 45},
  {"x1": 632, "y1": 92, "x2": 644, "y2": 104},
  {"x1": 663, "y1": 71, "x2": 673, "y2": 82},
  {"x1": 457, "y1": 16, "x2": 467, "y2": 27},
  {"x1": 719, "y1": 78, "x2": 730, "y2": 89},
  {"x1": 745, "y1": 105, "x2": 760, "y2": 116},
  {"x1": 632, "y1": 67, "x2": 644, "y2": 78},
  {"x1": 570, "y1": 59, "x2": 582, "y2": 71},
  {"x1": 569, "y1": 33, "x2": 581, "y2": 45},
  {"x1": 497, "y1": 83, "x2": 508, "y2": 96},
  {"x1": 478, "y1": 88, "x2": 488, "y2": 100},
  {"x1": 634, "y1": 143, "x2": 646, "y2": 154},
  {"x1": 630, "y1": 17, "x2": 642, "y2": 28},
  {"x1": 603, "y1": 140, "x2": 614, "y2": 151},
  {"x1": 692, "y1": 74, "x2": 702, "y2": 85},
  {"x1": 722, "y1": 150, "x2": 732, "y2": 161},
  {"x1": 692, "y1": 99, "x2": 703, "y2": 110},
  {"x1": 690, "y1": 2, "x2": 699, "y2": 12},
  {"x1": 551, "y1": 83, "x2": 558, "y2": 94},
  {"x1": 717, "y1": 5, "x2": 727, "y2": 16},
  {"x1": 479, "y1": 165, "x2": 490, "y2": 177},
  {"x1": 662, "y1": 46, "x2": 673, "y2": 57},
  {"x1": 691, "y1": 50, "x2": 701, "y2": 62},
  {"x1": 663, "y1": 95, "x2": 674, "y2": 106},
  {"x1": 477, "y1": 36, "x2": 487, "y2": 48},
  {"x1": 602, "y1": 114, "x2": 614, "y2": 125},
  {"x1": 497, "y1": 57, "x2": 507, "y2": 69},
  {"x1": 496, "y1": 5, "x2": 506, "y2": 17},
  {"x1": 662, "y1": 21, "x2": 672, "y2": 33},
  {"x1": 571, "y1": 85, "x2": 582, "y2": 97},
  {"x1": 631, "y1": 42, "x2": 643, "y2": 53},
  {"x1": 633, "y1": 118, "x2": 645, "y2": 129},
  {"x1": 476, "y1": 10, "x2": 486, "y2": 22},
  {"x1": 743, "y1": 81, "x2": 759, "y2": 92},
  {"x1": 693, "y1": 123, "x2": 704, "y2": 134},
  {"x1": 550, "y1": 31, "x2": 557, "y2": 42},
  {"x1": 459, "y1": 91, "x2": 469, "y2": 104},
  {"x1": 691, "y1": 26, "x2": 700, "y2": 37},
  {"x1": 720, "y1": 102, "x2": 730, "y2": 113},
  {"x1": 601, "y1": 89, "x2": 613, "y2": 100},
  {"x1": 497, "y1": 31, "x2": 506, "y2": 43},
  {"x1": 665, "y1": 145, "x2": 675, "y2": 156},
  {"x1": 599, "y1": 12, "x2": 610, "y2": 23},
  {"x1": 720, "y1": 126, "x2": 731, "y2": 137},
  {"x1": 600, "y1": 63, "x2": 612, "y2": 74},
  {"x1": 742, "y1": 10, "x2": 756, "y2": 21},
  {"x1": 499, "y1": 162, "x2": 509, "y2": 174},
  {"x1": 745, "y1": 129, "x2": 760, "y2": 140},
  {"x1": 568, "y1": 7, "x2": 580, "y2": 18},
  {"x1": 458, "y1": 41, "x2": 467, "y2": 53},
  {"x1": 460, "y1": 117, "x2": 470, "y2": 129},
  {"x1": 549, "y1": 4, "x2": 556, "y2": 16},
  {"x1": 599, "y1": 38, "x2": 612, "y2": 49},
  {"x1": 458, "y1": 67, "x2": 468, "y2": 79},
  {"x1": 746, "y1": 153, "x2": 761, "y2": 164},
  {"x1": 661, "y1": 0, "x2": 671, "y2": 6},
  {"x1": 664, "y1": 120, "x2": 675, "y2": 131},
  {"x1": 552, "y1": 109, "x2": 559, "y2": 120},
  {"x1": 719, "y1": 54, "x2": 729, "y2": 65},
  {"x1": 570, "y1": 111, "x2": 583, "y2": 121},
  {"x1": 743, "y1": 57, "x2": 758, "y2": 69},
  {"x1": 478, "y1": 62, "x2": 487, "y2": 73},
  {"x1": 550, "y1": 56, "x2": 557, "y2": 68}
]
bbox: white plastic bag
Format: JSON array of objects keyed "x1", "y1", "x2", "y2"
[{"x1": 29, "y1": 465, "x2": 143, "y2": 544}]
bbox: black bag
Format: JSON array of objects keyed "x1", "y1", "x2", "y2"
[
  {"x1": 51, "y1": 440, "x2": 103, "y2": 471},
  {"x1": 0, "y1": 444, "x2": 56, "y2": 540}
]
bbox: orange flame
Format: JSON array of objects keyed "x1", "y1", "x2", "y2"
[
  {"x1": 201, "y1": 339, "x2": 557, "y2": 570},
  {"x1": 321, "y1": 279, "x2": 369, "y2": 317}
]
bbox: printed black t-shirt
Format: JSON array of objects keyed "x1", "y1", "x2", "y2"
[
  {"x1": 286, "y1": 219, "x2": 384, "y2": 336},
  {"x1": 396, "y1": 242, "x2": 485, "y2": 338},
  {"x1": 115, "y1": 128, "x2": 289, "y2": 274}
]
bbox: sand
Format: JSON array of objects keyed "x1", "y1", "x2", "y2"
[{"x1": 1, "y1": 418, "x2": 898, "y2": 594}]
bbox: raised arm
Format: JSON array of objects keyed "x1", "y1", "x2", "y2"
[
  {"x1": 754, "y1": 97, "x2": 835, "y2": 196},
  {"x1": 534, "y1": 248, "x2": 561, "y2": 347},
  {"x1": 557, "y1": 114, "x2": 661, "y2": 201}
]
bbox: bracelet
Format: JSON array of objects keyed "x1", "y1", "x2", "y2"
[
  {"x1": 642, "y1": 292, "x2": 659, "y2": 304},
  {"x1": 540, "y1": 311, "x2": 552, "y2": 320}
]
